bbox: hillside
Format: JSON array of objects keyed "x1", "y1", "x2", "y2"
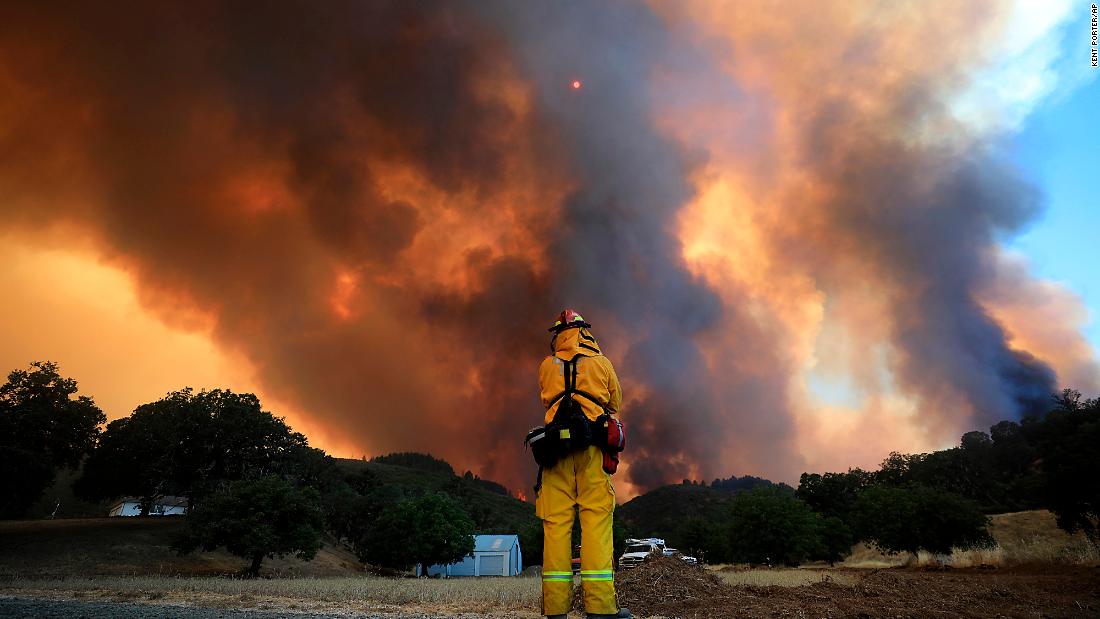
[
  {"x1": 619, "y1": 482, "x2": 737, "y2": 538},
  {"x1": 988, "y1": 510, "x2": 1096, "y2": 564},
  {"x1": 842, "y1": 510, "x2": 1097, "y2": 568},
  {"x1": 334, "y1": 457, "x2": 537, "y2": 536}
]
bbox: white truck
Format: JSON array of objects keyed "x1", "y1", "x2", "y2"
[
  {"x1": 619, "y1": 538, "x2": 665, "y2": 570},
  {"x1": 618, "y1": 538, "x2": 700, "y2": 569}
]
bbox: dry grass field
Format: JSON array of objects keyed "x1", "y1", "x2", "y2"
[
  {"x1": 0, "y1": 575, "x2": 545, "y2": 616},
  {"x1": 0, "y1": 570, "x2": 849, "y2": 610},
  {"x1": 989, "y1": 509, "x2": 1099, "y2": 564},
  {"x1": 713, "y1": 569, "x2": 860, "y2": 587}
]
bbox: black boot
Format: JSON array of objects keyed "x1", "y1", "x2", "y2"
[
  {"x1": 545, "y1": 615, "x2": 568, "y2": 619},
  {"x1": 587, "y1": 609, "x2": 632, "y2": 619}
]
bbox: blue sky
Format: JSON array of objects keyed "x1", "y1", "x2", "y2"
[
  {"x1": 1009, "y1": 74, "x2": 1099, "y2": 353},
  {"x1": 807, "y1": 31, "x2": 1098, "y2": 410}
]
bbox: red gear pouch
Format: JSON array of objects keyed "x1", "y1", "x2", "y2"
[
  {"x1": 603, "y1": 450, "x2": 619, "y2": 475},
  {"x1": 601, "y1": 416, "x2": 624, "y2": 474},
  {"x1": 605, "y1": 417, "x2": 625, "y2": 452}
]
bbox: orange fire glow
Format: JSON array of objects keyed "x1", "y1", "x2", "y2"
[{"x1": 0, "y1": 1, "x2": 1093, "y2": 497}]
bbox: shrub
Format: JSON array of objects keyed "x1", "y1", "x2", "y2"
[
  {"x1": 726, "y1": 487, "x2": 834, "y2": 566},
  {"x1": 360, "y1": 492, "x2": 475, "y2": 573},
  {"x1": 854, "y1": 484, "x2": 991, "y2": 556},
  {"x1": 174, "y1": 476, "x2": 324, "y2": 576}
]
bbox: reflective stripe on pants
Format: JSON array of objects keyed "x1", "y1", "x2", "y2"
[{"x1": 536, "y1": 445, "x2": 617, "y2": 615}]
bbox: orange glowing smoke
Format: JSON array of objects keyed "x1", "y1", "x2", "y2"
[
  {"x1": 659, "y1": 0, "x2": 1089, "y2": 476},
  {"x1": 0, "y1": 1, "x2": 1093, "y2": 495}
]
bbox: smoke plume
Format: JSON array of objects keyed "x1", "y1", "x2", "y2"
[{"x1": 0, "y1": 0, "x2": 1092, "y2": 492}]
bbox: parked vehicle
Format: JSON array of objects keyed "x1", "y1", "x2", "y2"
[
  {"x1": 662, "y1": 547, "x2": 699, "y2": 566},
  {"x1": 618, "y1": 537, "x2": 665, "y2": 569},
  {"x1": 618, "y1": 538, "x2": 700, "y2": 569}
]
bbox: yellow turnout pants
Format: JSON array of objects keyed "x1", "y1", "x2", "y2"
[{"x1": 536, "y1": 445, "x2": 617, "y2": 616}]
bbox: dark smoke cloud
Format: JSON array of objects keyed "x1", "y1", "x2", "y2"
[
  {"x1": 0, "y1": 0, "x2": 1074, "y2": 492},
  {"x1": 0, "y1": 0, "x2": 553, "y2": 488},
  {"x1": 780, "y1": 95, "x2": 1057, "y2": 429},
  {"x1": 475, "y1": 0, "x2": 796, "y2": 487}
]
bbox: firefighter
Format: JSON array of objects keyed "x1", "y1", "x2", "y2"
[{"x1": 537, "y1": 309, "x2": 631, "y2": 619}]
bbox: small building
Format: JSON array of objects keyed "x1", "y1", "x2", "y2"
[
  {"x1": 422, "y1": 534, "x2": 523, "y2": 577},
  {"x1": 108, "y1": 496, "x2": 189, "y2": 517}
]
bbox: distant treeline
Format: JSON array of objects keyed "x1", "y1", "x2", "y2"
[
  {"x1": 1, "y1": 360, "x2": 1097, "y2": 571},
  {"x1": 621, "y1": 389, "x2": 1100, "y2": 565}
]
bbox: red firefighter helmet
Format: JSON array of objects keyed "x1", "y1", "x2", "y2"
[{"x1": 548, "y1": 309, "x2": 592, "y2": 332}]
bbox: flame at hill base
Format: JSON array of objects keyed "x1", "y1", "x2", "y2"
[{"x1": 0, "y1": 0, "x2": 1094, "y2": 495}]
